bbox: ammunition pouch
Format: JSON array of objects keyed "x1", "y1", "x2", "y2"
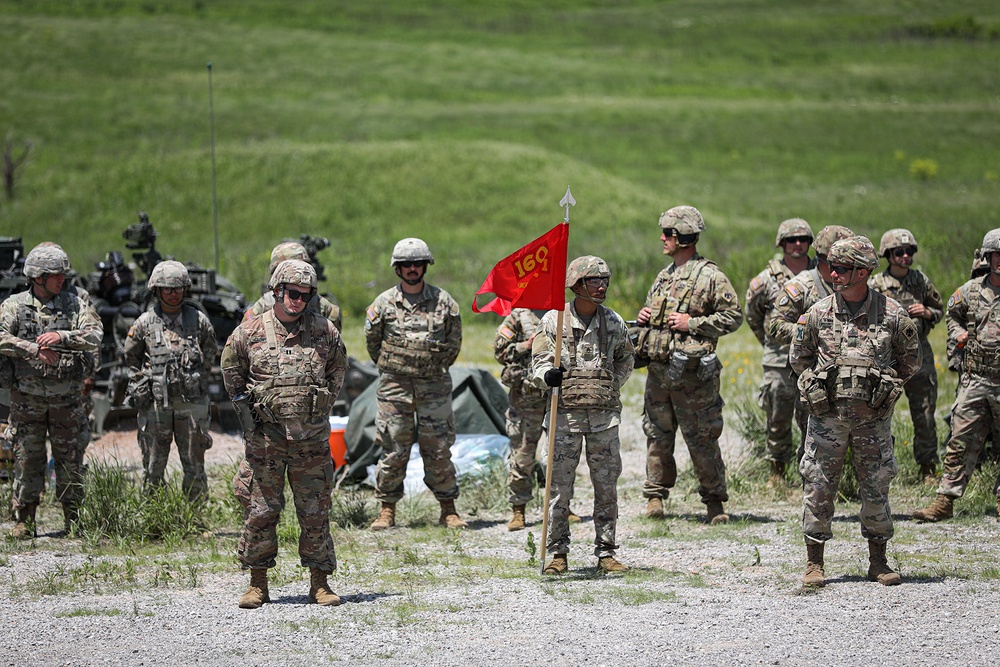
[
  {"x1": 964, "y1": 341, "x2": 1000, "y2": 379},
  {"x1": 832, "y1": 358, "x2": 874, "y2": 402},
  {"x1": 628, "y1": 324, "x2": 651, "y2": 369},
  {"x1": 646, "y1": 328, "x2": 673, "y2": 363},
  {"x1": 500, "y1": 363, "x2": 528, "y2": 388},
  {"x1": 232, "y1": 395, "x2": 259, "y2": 435},
  {"x1": 378, "y1": 336, "x2": 449, "y2": 377},
  {"x1": 797, "y1": 366, "x2": 833, "y2": 416},
  {"x1": 128, "y1": 374, "x2": 154, "y2": 409},
  {"x1": 254, "y1": 376, "x2": 334, "y2": 423},
  {"x1": 560, "y1": 368, "x2": 620, "y2": 410},
  {"x1": 869, "y1": 369, "x2": 904, "y2": 420}
]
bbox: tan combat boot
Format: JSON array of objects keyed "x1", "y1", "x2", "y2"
[
  {"x1": 645, "y1": 497, "x2": 665, "y2": 519},
  {"x1": 597, "y1": 556, "x2": 629, "y2": 573},
  {"x1": 370, "y1": 502, "x2": 396, "y2": 531},
  {"x1": 438, "y1": 499, "x2": 468, "y2": 529},
  {"x1": 912, "y1": 493, "x2": 954, "y2": 522},
  {"x1": 769, "y1": 460, "x2": 786, "y2": 487},
  {"x1": 802, "y1": 541, "x2": 825, "y2": 587},
  {"x1": 507, "y1": 505, "x2": 526, "y2": 531},
  {"x1": 918, "y1": 463, "x2": 937, "y2": 486},
  {"x1": 867, "y1": 540, "x2": 901, "y2": 586},
  {"x1": 706, "y1": 500, "x2": 729, "y2": 525},
  {"x1": 10, "y1": 503, "x2": 38, "y2": 540},
  {"x1": 308, "y1": 568, "x2": 341, "y2": 606},
  {"x1": 542, "y1": 554, "x2": 568, "y2": 575},
  {"x1": 568, "y1": 510, "x2": 582, "y2": 523},
  {"x1": 238, "y1": 569, "x2": 270, "y2": 609}
]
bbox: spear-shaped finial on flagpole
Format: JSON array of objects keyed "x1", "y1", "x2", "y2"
[{"x1": 560, "y1": 186, "x2": 575, "y2": 223}]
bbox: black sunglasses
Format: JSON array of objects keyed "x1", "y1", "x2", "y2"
[
  {"x1": 892, "y1": 247, "x2": 917, "y2": 257},
  {"x1": 784, "y1": 236, "x2": 812, "y2": 244},
  {"x1": 829, "y1": 264, "x2": 854, "y2": 275},
  {"x1": 285, "y1": 287, "x2": 314, "y2": 302},
  {"x1": 398, "y1": 261, "x2": 427, "y2": 268}
]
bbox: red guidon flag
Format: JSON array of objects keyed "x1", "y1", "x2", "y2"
[{"x1": 471, "y1": 223, "x2": 569, "y2": 316}]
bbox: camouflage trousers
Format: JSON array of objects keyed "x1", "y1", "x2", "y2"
[
  {"x1": 938, "y1": 374, "x2": 1000, "y2": 500},
  {"x1": 642, "y1": 360, "x2": 728, "y2": 503},
  {"x1": 137, "y1": 396, "x2": 213, "y2": 502},
  {"x1": 233, "y1": 424, "x2": 336, "y2": 571},
  {"x1": 506, "y1": 384, "x2": 548, "y2": 506},
  {"x1": 903, "y1": 343, "x2": 939, "y2": 466},
  {"x1": 546, "y1": 425, "x2": 621, "y2": 558},
  {"x1": 800, "y1": 412, "x2": 896, "y2": 543},
  {"x1": 8, "y1": 390, "x2": 88, "y2": 511},
  {"x1": 758, "y1": 366, "x2": 808, "y2": 464},
  {"x1": 373, "y1": 372, "x2": 459, "y2": 503}
]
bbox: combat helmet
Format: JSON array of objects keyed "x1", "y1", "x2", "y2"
[
  {"x1": 270, "y1": 259, "x2": 317, "y2": 290},
  {"x1": 813, "y1": 225, "x2": 854, "y2": 257},
  {"x1": 775, "y1": 218, "x2": 813, "y2": 247},
  {"x1": 147, "y1": 260, "x2": 191, "y2": 289},
  {"x1": 390, "y1": 238, "x2": 434, "y2": 267},
  {"x1": 828, "y1": 236, "x2": 879, "y2": 271},
  {"x1": 23, "y1": 243, "x2": 71, "y2": 278},
  {"x1": 565, "y1": 255, "x2": 611, "y2": 287},
  {"x1": 878, "y1": 229, "x2": 918, "y2": 257},
  {"x1": 981, "y1": 229, "x2": 1000, "y2": 256},
  {"x1": 268, "y1": 242, "x2": 309, "y2": 276},
  {"x1": 658, "y1": 206, "x2": 706, "y2": 235}
]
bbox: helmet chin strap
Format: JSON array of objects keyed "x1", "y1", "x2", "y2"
[
  {"x1": 833, "y1": 266, "x2": 865, "y2": 292},
  {"x1": 275, "y1": 287, "x2": 303, "y2": 319},
  {"x1": 574, "y1": 283, "x2": 606, "y2": 305},
  {"x1": 33, "y1": 277, "x2": 59, "y2": 300}
]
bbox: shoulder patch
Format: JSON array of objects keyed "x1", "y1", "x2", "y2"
[
  {"x1": 127, "y1": 325, "x2": 135, "y2": 338},
  {"x1": 785, "y1": 283, "x2": 802, "y2": 299},
  {"x1": 498, "y1": 325, "x2": 515, "y2": 340},
  {"x1": 749, "y1": 277, "x2": 762, "y2": 292},
  {"x1": 722, "y1": 291, "x2": 736, "y2": 302},
  {"x1": 948, "y1": 289, "x2": 962, "y2": 309},
  {"x1": 366, "y1": 305, "x2": 378, "y2": 323},
  {"x1": 778, "y1": 296, "x2": 789, "y2": 307},
  {"x1": 796, "y1": 314, "x2": 808, "y2": 325}
]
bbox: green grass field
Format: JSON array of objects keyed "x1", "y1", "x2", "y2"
[{"x1": 3, "y1": 0, "x2": 999, "y2": 343}]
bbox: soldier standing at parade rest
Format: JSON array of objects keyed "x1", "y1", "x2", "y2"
[
  {"x1": 533, "y1": 256, "x2": 634, "y2": 575},
  {"x1": 790, "y1": 236, "x2": 921, "y2": 587},
  {"x1": 124, "y1": 260, "x2": 217, "y2": 502},
  {"x1": 222, "y1": 259, "x2": 347, "y2": 609},
  {"x1": 365, "y1": 238, "x2": 467, "y2": 531},
  {"x1": 868, "y1": 229, "x2": 944, "y2": 485},
  {"x1": 243, "y1": 241, "x2": 342, "y2": 331},
  {"x1": 745, "y1": 218, "x2": 816, "y2": 485},
  {"x1": 913, "y1": 229, "x2": 1000, "y2": 523},
  {"x1": 637, "y1": 206, "x2": 743, "y2": 524},
  {"x1": 0, "y1": 244, "x2": 102, "y2": 538}
]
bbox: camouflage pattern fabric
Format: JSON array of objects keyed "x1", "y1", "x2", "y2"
[
  {"x1": 364, "y1": 282, "x2": 462, "y2": 502},
  {"x1": 0, "y1": 289, "x2": 100, "y2": 512},
  {"x1": 790, "y1": 290, "x2": 921, "y2": 543},
  {"x1": 494, "y1": 308, "x2": 548, "y2": 506},
  {"x1": 746, "y1": 256, "x2": 814, "y2": 463},
  {"x1": 532, "y1": 301, "x2": 633, "y2": 557},
  {"x1": 868, "y1": 268, "x2": 944, "y2": 466},
  {"x1": 768, "y1": 267, "x2": 834, "y2": 346},
  {"x1": 937, "y1": 276, "x2": 1000, "y2": 499},
  {"x1": 639, "y1": 256, "x2": 742, "y2": 501},
  {"x1": 222, "y1": 309, "x2": 347, "y2": 572},
  {"x1": 244, "y1": 291, "x2": 343, "y2": 332}
]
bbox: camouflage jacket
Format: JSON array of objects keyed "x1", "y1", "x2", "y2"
[
  {"x1": 745, "y1": 255, "x2": 815, "y2": 368},
  {"x1": 221, "y1": 310, "x2": 348, "y2": 441},
  {"x1": 531, "y1": 301, "x2": 634, "y2": 432},
  {"x1": 946, "y1": 275, "x2": 1000, "y2": 378},
  {"x1": 244, "y1": 292, "x2": 342, "y2": 332},
  {"x1": 0, "y1": 289, "x2": 102, "y2": 397},
  {"x1": 868, "y1": 268, "x2": 943, "y2": 340},
  {"x1": 642, "y1": 254, "x2": 743, "y2": 358},
  {"x1": 365, "y1": 282, "x2": 462, "y2": 378},
  {"x1": 494, "y1": 308, "x2": 544, "y2": 389},
  {"x1": 124, "y1": 303, "x2": 218, "y2": 403},
  {"x1": 768, "y1": 267, "x2": 834, "y2": 346}
]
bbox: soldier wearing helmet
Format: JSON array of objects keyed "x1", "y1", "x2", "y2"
[
  {"x1": 635, "y1": 206, "x2": 743, "y2": 525},
  {"x1": 365, "y1": 237, "x2": 467, "y2": 531},
  {"x1": 745, "y1": 218, "x2": 816, "y2": 485},
  {"x1": 243, "y1": 242, "x2": 342, "y2": 331},
  {"x1": 1, "y1": 242, "x2": 102, "y2": 539},
  {"x1": 914, "y1": 229, "x2": 1000, "y2": 525},
  {"x1": 222, "y1": 258, "x2": 348, "y2": 609},
  {"x1": 532, "y1": 255, "x2": 634, "y2": 575},
  {"x1": 790, "y1": 236, "x2": 921, "y2": 588},
  {"x1": 868, "y1": 229, "x2": 944, "y2": 483},
  {"x1": 123, "y1": 260, "x2": 217, "y2": 504}
]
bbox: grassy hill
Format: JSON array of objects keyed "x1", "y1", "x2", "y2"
[{"x1": 2, "y1": 0, "x2": 999, "y2": 329}]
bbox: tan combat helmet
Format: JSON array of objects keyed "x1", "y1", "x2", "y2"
[
  {"x1": 268, "y1": 242, "x2": 309, "y2": 276},
  {"x1": 147, "y1": 260, "x2": 191, "y2": 289},
  {"x1": 878, "y1": 228, "x2": 918, "y2": 257},
  {"x1": 565, "y1": 255, "x2": 612, "y2": 287},
  {"x1": 775, "y1": 218, "x2": 814, "y2": 247},
  {"x1": 390, "y1": 238, "x2": 434, "y2": 267},
  {"x1": 813, "y1": 225, "x2": 855, "y2": 257},
  {"x1": 270, "y1": 259, "x2": 317, "y2": 290},
  {"x1": 23, "y1": 243, "x2": 71, "y2": 278},
  {"x1": 981, "y1": 229, "x2": 1000, "y2": 256},
  {"x1": 658, "y1": 206, "x2": 706, "y2": 235},
  {"x1": 828, "y1": 235, "x2": 879, "y2": 271}
]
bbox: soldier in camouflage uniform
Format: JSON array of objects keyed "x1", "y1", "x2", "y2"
[
  {"x1": 124, "y1": 261, "x2": 217, "y2": 502},
  {"x1": 637, "y1": 206, "x2": 743, "y2": 524},
  {"x1": 913, "y1": 229, "x2": 1000, "y2": 523},
  {"x1": 868, "y1": 229, "x2": 944, "y2": 484},
  {"x1": 0, "y1": 244, "x2": 102, "y2": 538},
  {"x1": 243, "y1": 242, "x2": 342, "y2": 331},
  {"x1": 745, "y1": 218, "x2": 816, "y2": 484},
  {"x1": 222, "y1": 259, "x2": 347, "y2": 609},
  {"x1": 365, "y1": 238, "x2": 467, "y2": 531},
  {"x1": 533, "y1": 256, "x2": 634, "y2": 575},
  {"x1": 791, "y1": 236, "x2": 921, "y2": 587}
]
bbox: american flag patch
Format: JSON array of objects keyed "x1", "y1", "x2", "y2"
[
  {"x1": 366, "y1": 306, "x2": 378, "y2": 322},
  {"x1": 785, "y1": 283, "x2": 802, "y2": 299},
  {"x1": 498, "y1": 325, "x2": 515, "y2": 340}
]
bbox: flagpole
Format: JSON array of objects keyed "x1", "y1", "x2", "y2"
[{"x1": 539, "y1": 186, "x2": 574, "y2": 574}]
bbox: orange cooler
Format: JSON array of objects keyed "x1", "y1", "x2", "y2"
[{"x1": 328, "y1": 416, "x2": 349, "y2": 468}]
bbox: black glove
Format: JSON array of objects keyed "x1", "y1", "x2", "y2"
[{"x1": 543, "y1": 366, "x2": 566, "y2": 387}]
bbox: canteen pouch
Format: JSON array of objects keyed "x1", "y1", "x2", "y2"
[
  {"x1": 798, "y1": 367, "x2": 832, "y2": 416},
  {"x1": 869, "y1": 370, "x2": 904, "y2": 420},
  {"x1": 666, "y1": 350, "x2": 689, "y2": 382},
  {"x1": 696, "y1": 353, "x2": 721, "y2": 382},
  {"x1": 629, "y1": 324, "x2": 651, "y2": 369}
]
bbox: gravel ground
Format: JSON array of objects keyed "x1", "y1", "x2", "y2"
[{"x1": 3, "y1": 390, "x2": 1000, "y2": 666}]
